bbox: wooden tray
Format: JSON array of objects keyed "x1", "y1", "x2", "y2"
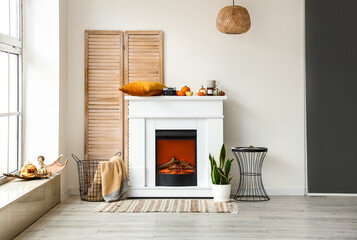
[{"x1": 3, "y1": 173, "x2": 52, "y2": 180}]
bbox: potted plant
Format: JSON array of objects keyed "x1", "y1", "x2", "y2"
[{"x1": 209, "y1": 144, "x2": 234, "y2": 202}]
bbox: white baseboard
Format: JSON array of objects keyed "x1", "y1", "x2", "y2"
[
  {"x1": 69, "y1": 187, "x2": 306, "y2": 197},
  {"x1": 69, "y1": 187, "x2": 357, "y2": 197},
  {"x1": 230, "y1": 185, "x2": 305, "y2": 196},
  {"x1": 69, "y1": 187, "x2": 80, "y2": 196},
  {"x1": 61, "y1": 188, "x2": 70, "y2": 201},
  {"x1": 308, "y1": 193, "x2": 357, "y2": 197},
  {"x1": 264, "y1": 188, "x2": 305, "y2": 196}
]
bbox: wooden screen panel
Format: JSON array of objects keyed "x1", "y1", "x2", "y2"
[
  {"x1": 124, "y1": 31, "x2": 163, "y2": 84},
  {"x1": 85, "y1": 30, "x2": 124, "y2": 160},
  {"x1": 124, "y1": 31, "x2": 164, "y2": 167}
]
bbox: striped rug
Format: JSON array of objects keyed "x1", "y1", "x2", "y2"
[{"x1": 96, "y1": 199, "x2": 238, "y2": 213}]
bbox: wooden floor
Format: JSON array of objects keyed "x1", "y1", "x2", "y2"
[{"x1": 14, "y1": 196, "x2": 357, "y2": 239}]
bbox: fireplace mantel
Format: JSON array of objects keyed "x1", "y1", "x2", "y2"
[
  {"x1": 125, "y1": 96, "x2": 227, "y2": 101},
  {"x1": 126, "y1": 95, "x2": 227, "y2": 197}
]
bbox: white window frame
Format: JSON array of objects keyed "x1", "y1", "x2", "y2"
[{"x1": 0, "y1": 0, "x2": 23, "y2": 184}]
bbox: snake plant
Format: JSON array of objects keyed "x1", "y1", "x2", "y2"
[{"x1": 209, "y1": 144, "x2": 234, "y2": 185}]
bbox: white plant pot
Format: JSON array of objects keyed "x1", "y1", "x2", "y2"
[{"x1": 212, "y1": 184, "x2": 231, "y2": 202}]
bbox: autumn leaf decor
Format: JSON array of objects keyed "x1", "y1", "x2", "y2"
[{"x1": 209, "y1": 144, "x2": 234, "y2": 185}]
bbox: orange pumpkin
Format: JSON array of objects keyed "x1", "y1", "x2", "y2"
[
  {"x1": 181, "y1": 86, "x2": 191, "y2": 94},
  {"x1": 197, "y1": 92, "x2": 205, "y2": 96},
  {"x1": 199, "y1": 85, "x2": 206, "y2": 92},
  {"x1": 20, "y1": 161, "x2": 37, "y2": 177},
  {"x1": 177, "y1": 91, "x2": 185, "y2": 96}
]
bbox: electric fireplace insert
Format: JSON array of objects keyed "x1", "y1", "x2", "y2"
[{"x1": 156, "y1": 130, "x2": 197, "y2": 186}]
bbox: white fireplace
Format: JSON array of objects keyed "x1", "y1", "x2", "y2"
[{"x1": 126, "y1": 96, "x2": 227, "y2": 197}]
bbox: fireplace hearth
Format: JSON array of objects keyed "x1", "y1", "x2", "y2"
[
  {"x1": 126, "y1": 96, "x2": 226, "y2": 197},
  {"x1": 156, "y1": 130, "x2": 197, "y2": 186}
]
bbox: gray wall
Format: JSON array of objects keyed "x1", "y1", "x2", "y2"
[{"x1": 306, "y1": 0, "x2": 357, "y2": 193}]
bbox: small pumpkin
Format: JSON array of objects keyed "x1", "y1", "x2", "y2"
[
  {"x1": 20, "y1": 161, "x2": 37, "y2": 177},
  {"x1": 199, "y1": 85, "x2": 207, "y2": 96},
  {"x1": 177, "y1": 91, "x2": 185, "y2": 96},
  {"x1": 38, "y1": 168, "x2": 48, "y2": 175},
  {"x1": 197, "y1": 92, "x2": 205, "y2": 96},
  {"x1": 213, "y1": 88, "x2": 223, "y2": 96},
  {"x1": 181, "y1": 86, "x2": 191, "y2": 94},
  {"x1": 186, "y1": 91, "x2": 193, "y2": 96}
]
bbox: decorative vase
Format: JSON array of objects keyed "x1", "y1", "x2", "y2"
[{"x1": 212, "y1": 184, "x2": 231, "y2": 202}]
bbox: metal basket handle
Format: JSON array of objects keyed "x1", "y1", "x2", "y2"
[
  {"x1": 72, "y1": 153, "x2": 121, "y2": 162},
  {"x1": 71, "y1": 154, "x2": 81, "y2": 163}
]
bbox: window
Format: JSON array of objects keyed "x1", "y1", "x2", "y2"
[{"x1": 0, "y1": 0, "x2": 22, "y2": 177}]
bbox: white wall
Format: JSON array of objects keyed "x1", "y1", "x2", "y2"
[
  {"x1": 23, "y1": 0, "x2": 60, "y2": 165},
  {"x1": 23, "y1": 0, "x2": 69, "y2": 197},
  {"x1": 66, "y1": 0, "x2": 305, "y2": 195},
  {"x1": 59, "y1": 0, "x2": 69, "y2": 199}
]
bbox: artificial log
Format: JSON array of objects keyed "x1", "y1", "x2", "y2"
[
  {"x1": 178, "y1": 163, "x2": 183, "y2": 172},
  {"x1": 158, "y1": 157, "x2": 179, "y2": 170},
  {"x1": 180, "y1": 161, "x2": 195, "y2": 170},
  {"x1": 158, "y1": 157, "x2": 196, "y2": 174}
]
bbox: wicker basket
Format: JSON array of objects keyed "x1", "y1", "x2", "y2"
[{"x1": 216, "y1": 5, "x2": 251, "y2": 34}]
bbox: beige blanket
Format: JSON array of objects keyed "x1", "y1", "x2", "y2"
[{"x1": 100, "y1": 156, "x2": 128, "y2": 202}]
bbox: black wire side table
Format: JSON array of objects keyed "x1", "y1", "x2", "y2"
[{"x1": 232, "y1": 146, "x2": 270, "y2": 201}]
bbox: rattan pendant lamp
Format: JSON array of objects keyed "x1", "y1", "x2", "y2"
[{"x1": 216, "y1": 0, "x2": 251, "y2": 34}]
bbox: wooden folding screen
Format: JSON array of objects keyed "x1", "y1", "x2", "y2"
[
  {"x1": 124, "y1": 31, "x2": 163, "y2": 83},
  {"x1": 123, "y1": 31, "x2": 164, "y2": 164},
  {"x1": 85, "y1": 30, "x2": 163, "y2": 166},
  {"x1": 85, "y1": 31, "x2": 124, "y2": 160}
]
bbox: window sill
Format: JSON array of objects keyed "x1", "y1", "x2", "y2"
[
  {"x1": 0, "y1": 171, "x2": 20, "y2": 186},
  {"x1": 0, "y1": 173, "x2": 59, "y2": 209},
  {"x1": 0, "y1": 173, "x2": 60, "y2": 240}
]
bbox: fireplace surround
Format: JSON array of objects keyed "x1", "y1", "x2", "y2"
[{"x1": 126, "y1": 96, "x2": 227, "y2": 197}]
